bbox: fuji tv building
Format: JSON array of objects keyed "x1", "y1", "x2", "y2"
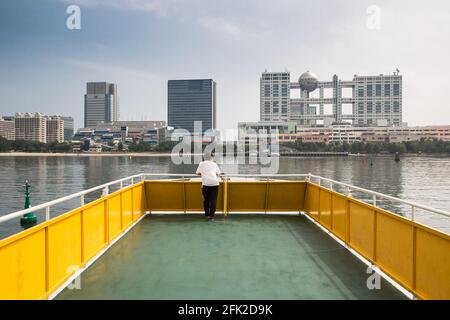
[{"x1": 260, "y1": 70, "x2": 402, "y2": 127}]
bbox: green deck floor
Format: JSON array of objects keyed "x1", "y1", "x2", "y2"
[{"x1": 56, "y1": 214, "x2": 406, "y2": 300}]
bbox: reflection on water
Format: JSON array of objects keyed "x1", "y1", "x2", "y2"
[{"x1": 0, "y1": 155, "x2": 449, "y2": 237}]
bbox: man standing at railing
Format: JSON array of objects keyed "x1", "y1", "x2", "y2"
[{"x1": 196, "y1": 153, "x2": 222, "y2": 221}]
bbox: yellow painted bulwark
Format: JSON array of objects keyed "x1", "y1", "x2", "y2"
[
  {"x1": 1, "y1": 179, "x2": 450, "y2": 300},
  {"x1": 227, "y1": 182, "x2": 267, "y2": 211},
  {"x1": 319, "y1": 189, "x2": 332, "y2": 228},
  {"x1": 304, "y1": 184, "x2": 319, "y2": 220},
  {"x1": 375, "y1": 212, "x2": 413, "y2": 289},
  {"x1": 348, "y1": 202, "x2": 375, "y2": 260},
  {"x1": 107, "y1": 195, "x2": 122, "y2": 240},
  {"x1": 266, "y1": 182, "x2": 306, "y2": 211},
  {"x1": 331, "y1": 194, "x2": 347, "y2": 241},
  {"x1": 132, "y1": 184, "x2": 145, "y2": 219},
  {"x1": 145, "y1": 181, "x2": 185, "y2": 211},
  {"x1": 0, "y1": 182, "x2": 147, "y2": 300},
  {"x1": 82, "y1": 201, "x2": 107, "y2": 262},
  {"x1": 415, "y1": 228, "x2": 450, "y2": 299},
  {"x1": 0, "y1": 230, "x2": 46, "y2": 299},
  {"x1": 121, "y1": 190, "x2": 133, "y2": 228},
  {"x1": 47, "y1": 213, "x2": 82, "y2": 293},
  {"x1": 302, "y1": 182, "x2": 450, "y2": 300}
]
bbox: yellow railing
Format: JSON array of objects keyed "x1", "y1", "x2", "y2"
[
  {"x1": 303, "y1": 182, "x2": 450, "y2": 300},
  {"x1": 144, "y1": 180, "x2": 306, "y2": 212},
  {"x1": 0, "y1": 182, "x2": 146, "y2": 300},
  {"x1": 0, "y1": 178, "x2": 449, "y2": 300}
]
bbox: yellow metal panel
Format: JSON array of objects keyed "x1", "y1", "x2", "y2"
[
  {"x1": 266, "y1": 182, "x2": 306, "y2": 211},
  {"x1": 376, "y1": 212, "x2": 413, "y2": 289},
  {"x1": 348, "y1": 201, "x2": 375, "y2": 260},
  {"x1": 132, "y1": 184, "x2": 145, "y2": 219},
  {"x1": 145, "y1": 181, "x2": 185, "y2": 211},
  {"x1": 415, "y1": 228, "x2": 450, "y2": 299},
  {"x1": 319, "y1": 189, "x2": 332, "y2": 228},
  {"x1": 47, "y1": 213, "x2": 82, "y2": 292},
  {"x1": 108, "y1": 194, "x2": 122, "y2": 240},
  {"x1": 0, "y1": 230, "x2": 46, "y2": 299},
  {"x1": 121, "y1": 189, "x2": 133, "y2": 229},
  {"x1": 304, "y1": 184, "x2": 319, "y2": 220},
  {"x1": 82, "y1": 201, "x2": 107, "y2": 262},
  {"x1": 184, "y1": 182, "x2": 224, "y2": 211},
  {"x1": 331, "y1": 194, "x2": 347, "y2": 241},
  {"x1": 227, "y1": 182, "x2": 267, "y2": 211}
]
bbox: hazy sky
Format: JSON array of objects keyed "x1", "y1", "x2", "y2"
[{"x1": 0, "y1": 0, "x2": 449, "y2": 131}]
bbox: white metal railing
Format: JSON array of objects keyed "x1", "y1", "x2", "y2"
[
  {"x1": 307, "y1": 173, "x2": 450, "y2": 221},
  {"x1": 0, "y1": 173, "x2": 144, "y2": 224},
  {"x1": 0, "y1": 173, "x2": 449, "y2": 227}
]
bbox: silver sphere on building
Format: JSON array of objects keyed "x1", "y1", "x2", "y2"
[{"x1": 298, "y1": 71, "x2": 319, "y2": 92}]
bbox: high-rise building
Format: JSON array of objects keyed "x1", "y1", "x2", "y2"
[
  {"x1": 0, "y1": 117, "x2": 15, "y2": 140},
  {"x1": 84, "y1": 82, "x2": 119, "y2": 128},
  {"x1": 167, "y1": 79, "x2": 216, "y2": 133},
  {"x1": 60, "y1": 116, "x2": 74, "y2": 141},
  {"x1": 261, "y1": 70, "x2": 403, "y2": 127},
  {"x1": 353, "y1": 74, "x2": 402, "y2": 126},
  {"x1": 14, "y1": 112, "x2": 47, "y2": 143},
  {"x1": 46, "y1": 116, "x2": 64, "y2": 143},
  {"x1": 260, "y1": 71, "x2": 291, "y2": 122}
]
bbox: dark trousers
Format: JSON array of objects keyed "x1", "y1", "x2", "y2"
[{"x1": 202, "y1": 185, "x2": 219, "y2": 217}]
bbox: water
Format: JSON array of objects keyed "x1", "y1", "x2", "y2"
[{"x1": 0, "y1": 155, "x2": 449, "y2": 237}]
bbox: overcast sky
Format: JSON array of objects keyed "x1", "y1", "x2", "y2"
[{"x1": 0, "y1": 0, "x2": 449, "y2": 132}]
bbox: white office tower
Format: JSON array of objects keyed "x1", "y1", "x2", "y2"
[{"x1": 260, "y1": 72, "x2": 290, "y2": 122}]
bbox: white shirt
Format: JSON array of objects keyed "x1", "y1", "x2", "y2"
[{"x1": 196, "y1": 160, "x2": 221, "y2": 186}]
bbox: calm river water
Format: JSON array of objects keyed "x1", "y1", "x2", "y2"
[{"x1": 0, "y1": 155, "x2": 449, "y2": 237}]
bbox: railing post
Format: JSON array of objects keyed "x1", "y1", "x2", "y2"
[
  {"x1": 45, "y1": 206, "x2": 50, "y2": 221},
  {"x1": 346, "y1": 186, "x2": 352, "y2": 198},
  {"x1": 329, "y1": 181, "x2": 333, "y2": 191},
  {"x1": 411, "y1": 205, "x2": 415, "y2": 222},
  {"x1": 223, "y1": 177, "x2": 228, "y2": 217},
  {"x1": 120, "y1": 181, "x2": 123, "y2": 189},
  {"x1": 80, "y1": 195, "x2": 84, "y2": 206},
  {"x1": 373, "y1": 194, "x2": 377, "y2": 207},
  {"x1": 264, "y1": 178, "x2": 270, "y2": 214},
  {"x1": 102, "y1": 186, "x2": 109, "y2": 197},
  {"x1": 131, "y1": 177, "x2": 134, "y2": 185}
]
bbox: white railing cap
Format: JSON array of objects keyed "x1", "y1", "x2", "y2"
[{"x1": 1, "y1": 173, "x2": 449, "y2": 225}]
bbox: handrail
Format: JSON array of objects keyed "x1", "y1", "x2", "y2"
[
  {"x1": 0, "y1": 173, "x2": 144, "y2": 224},
  {"x1": 307, "y1": 173, "x2": 450, "y2": 220},
  {"x1": 1, "y1": 173, "x2": 448, "y2": 226}
]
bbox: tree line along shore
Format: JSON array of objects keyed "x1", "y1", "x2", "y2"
[{"x1": 0, "y1": 137, "x2": 449, "y2": 154}]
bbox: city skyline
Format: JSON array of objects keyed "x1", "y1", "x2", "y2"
[{"x1": 1, "y1": 0, "x2": 450, "y2": 131}]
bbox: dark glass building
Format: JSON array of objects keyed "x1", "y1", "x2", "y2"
[{"x1": 167, "y1": 79, "x2": 216, "y2": 133}]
